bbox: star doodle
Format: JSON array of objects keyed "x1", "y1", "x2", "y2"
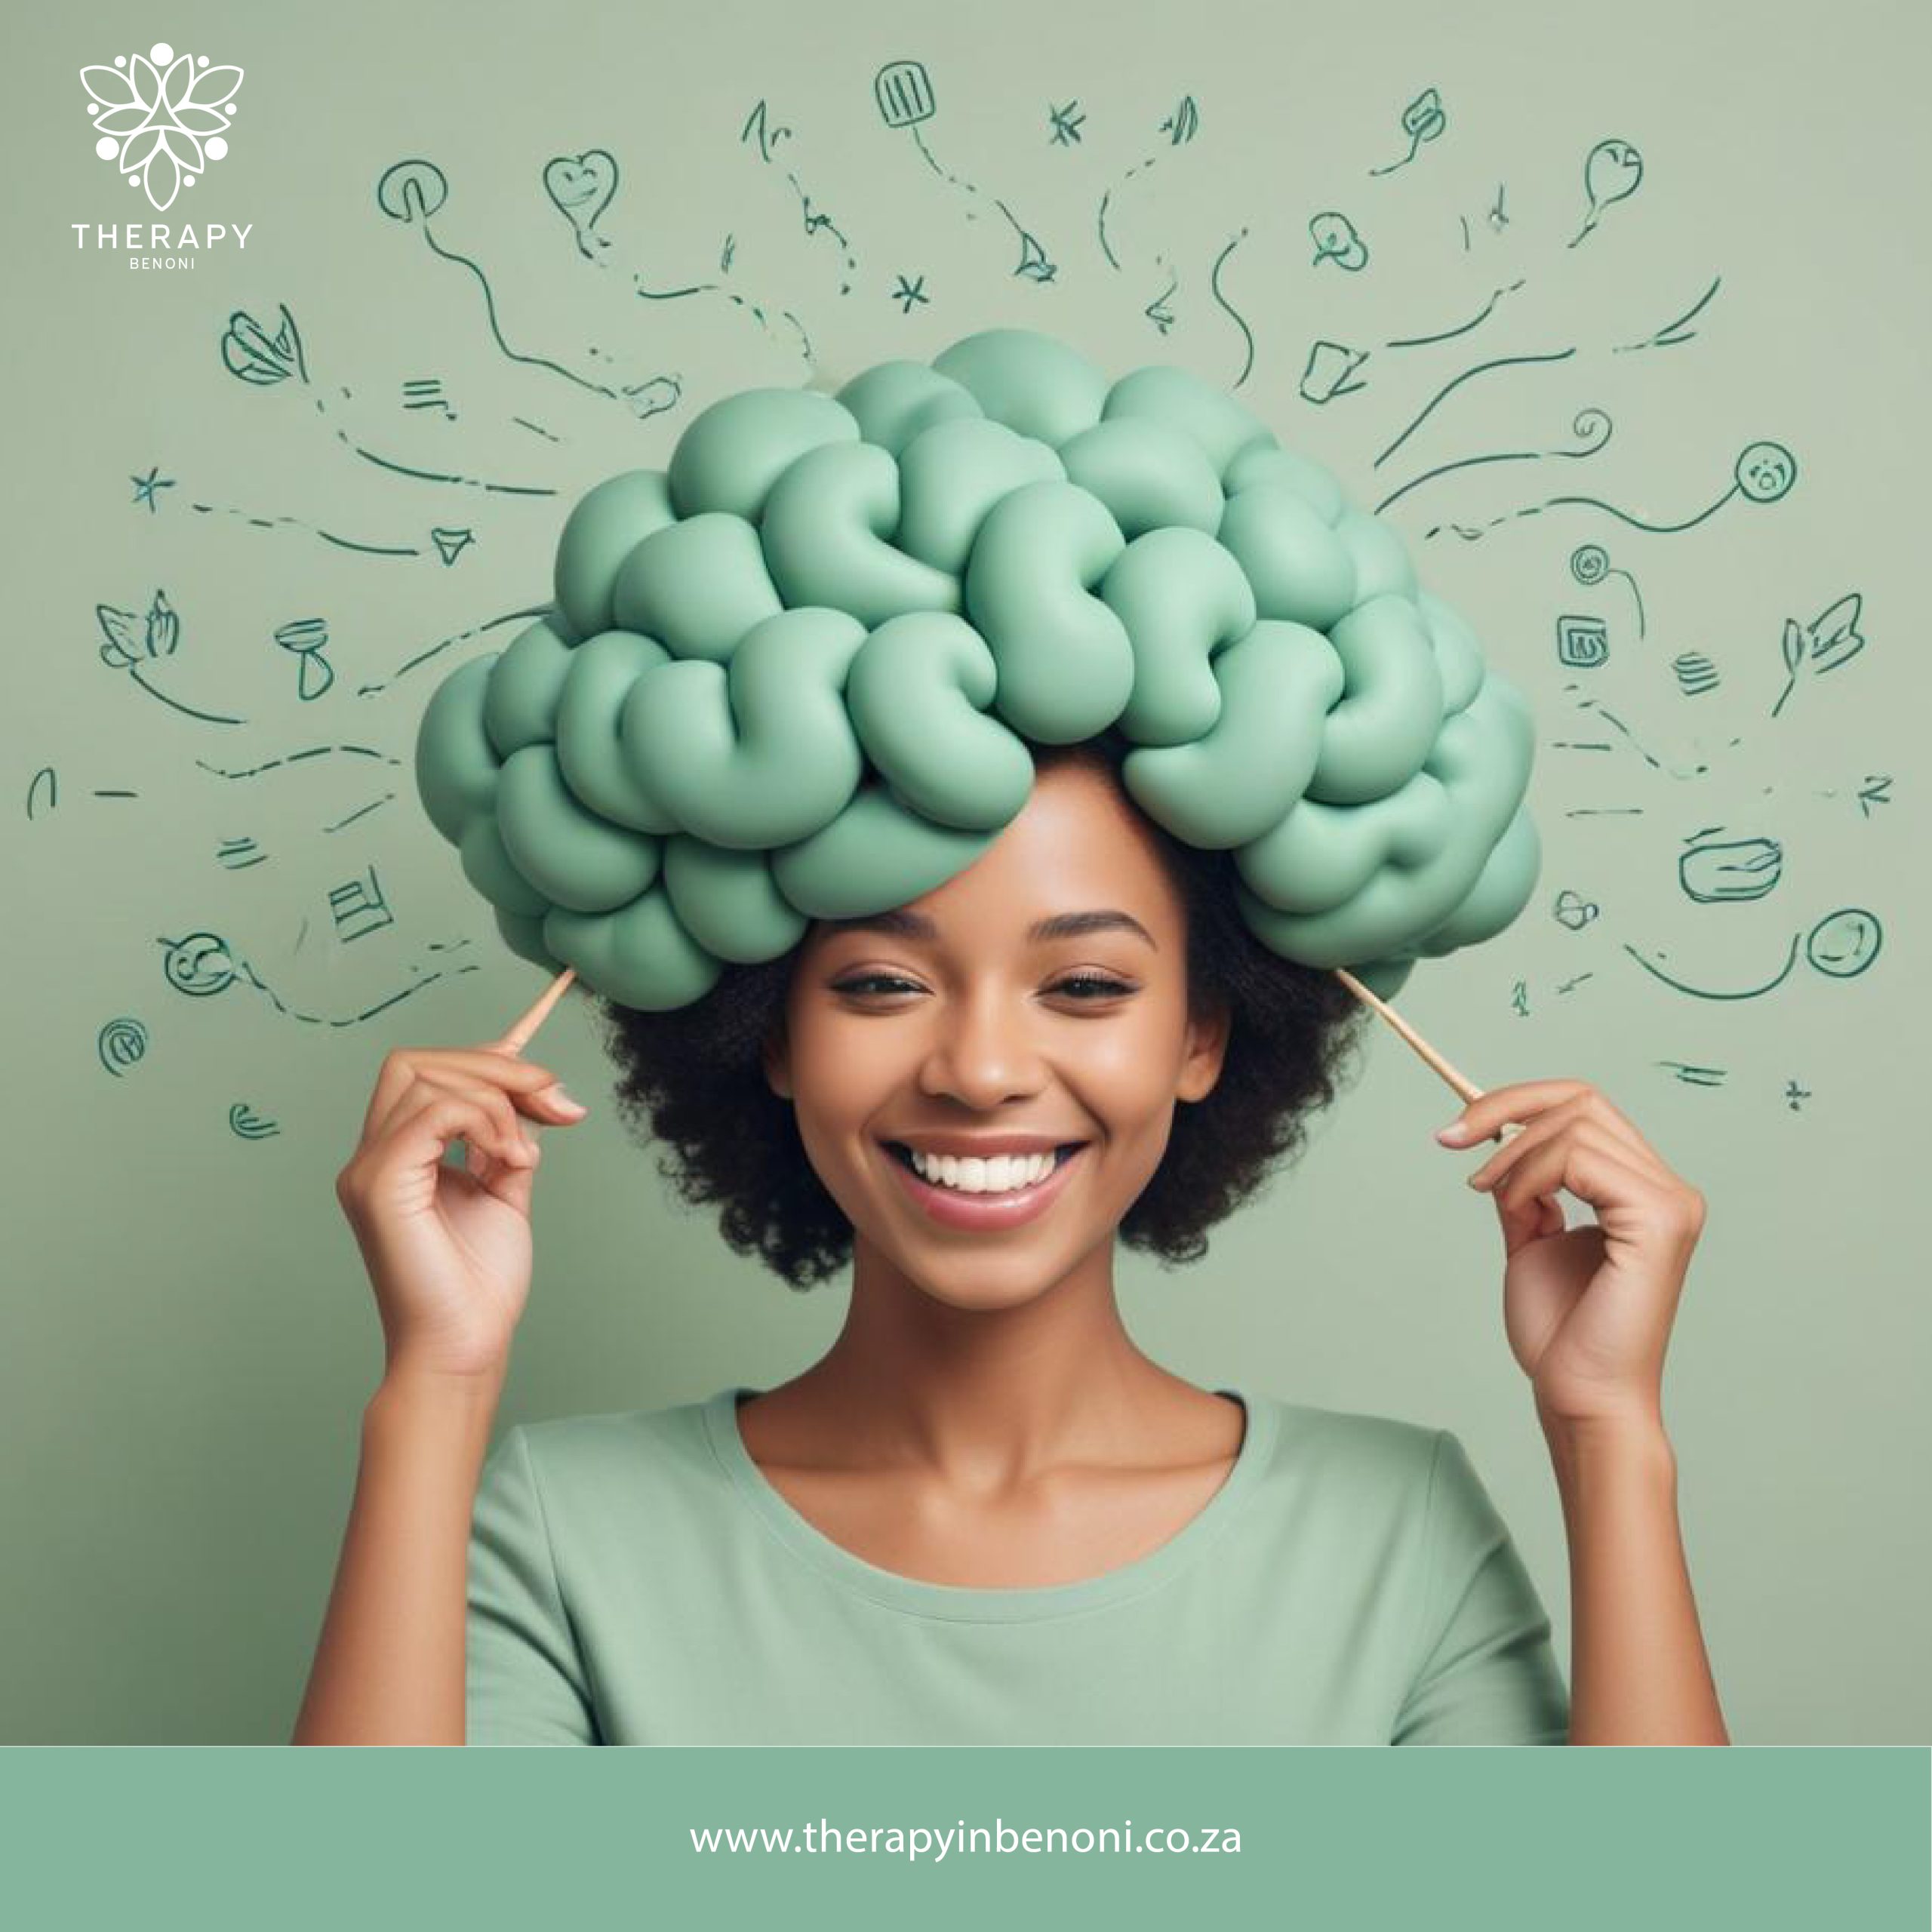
[{"x1": 131, "y1": 466, "x2": 175, "y2": 512}]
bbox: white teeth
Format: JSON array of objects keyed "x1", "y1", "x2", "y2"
[{"x1": 909, "y1": 1148, "x2": 1056, "y2": 1192}]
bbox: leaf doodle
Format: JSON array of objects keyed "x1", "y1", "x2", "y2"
[
  {"x1": 221, "y1": 303, "x2": 307, "y2": 386},
  {"x1": 1780, "y1": 618, "x2": 1805, "y2": 677},
  {"x1": 1772, "y1": 591, "x2": 1866, "y2": 718},
  {"x1": 97, "y1": 589, "x2": 179, "y2": 667}
]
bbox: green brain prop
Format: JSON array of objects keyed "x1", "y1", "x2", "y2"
[{"x1": 414, "y1": 327, "x2": 1540, "y2": 1010}]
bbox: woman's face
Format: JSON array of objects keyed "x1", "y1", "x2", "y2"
[{"x1": 762, "y1": 759, "x2": 1230, "y2": 1313}]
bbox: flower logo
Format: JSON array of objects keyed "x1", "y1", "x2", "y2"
[{"x1": 79, "y1": 42, "x2": 243, "y2": 213}]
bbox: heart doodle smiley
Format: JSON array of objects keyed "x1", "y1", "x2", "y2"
[{"x1": 543, "y1": 150, "x2": 617, "y2": 256}]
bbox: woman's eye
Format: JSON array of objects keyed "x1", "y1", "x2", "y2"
[
  {"x1": 1055, "y1": 974, "x2": 1134, "y2": 1000},
  {"x1": 830, "y1": 974, "x2": 1134, "y2": 1001}
]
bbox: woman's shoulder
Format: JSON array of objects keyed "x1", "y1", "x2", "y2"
[
  {"x1": 1244, "y1": 1389, "x2": 1450, "y2": 1494},
  {"x1": 503, "y1": 1389, "x2": 731, "y2": 1496}
]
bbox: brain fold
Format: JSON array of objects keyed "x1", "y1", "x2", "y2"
[{"x1": 414, "y1": 327, "x2": 1540, "y2": 1010}]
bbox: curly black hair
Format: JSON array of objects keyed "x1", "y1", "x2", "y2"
[{"x1": 589, "y1": 732, "x2": 1374, "y2": 1290}]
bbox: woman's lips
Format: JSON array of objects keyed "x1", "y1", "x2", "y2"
[{"x1": 880, "y1": 1141, "x2": 1088, "y2": 1232}]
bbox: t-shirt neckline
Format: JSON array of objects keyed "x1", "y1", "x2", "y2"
[{"x1": 701, "y1": 1381, "x2": 1276, "y2": 1623}]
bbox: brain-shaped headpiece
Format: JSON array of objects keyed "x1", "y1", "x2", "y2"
[{"x1": 414, "y1": 327, "x2": 1540, "y2": 1009}]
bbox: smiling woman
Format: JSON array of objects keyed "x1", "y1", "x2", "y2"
[
  {"x1": 592, "y1": 729, "x2": 1371, "y2": 1292},
  {"x1": 389, "y1": 323, "x2": 1582, "y2": 1746},
  {"x1": 456, "y1": 729, "x2": 1574, "y2": 1746}
]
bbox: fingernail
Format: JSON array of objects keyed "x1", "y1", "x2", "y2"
[
  {"x1": 1435, "y1": 1119, "x2": 1472, "y2": 1143},
  {"x1": 541, "y1": 1084, "x2": 588, "y2": 1117}
]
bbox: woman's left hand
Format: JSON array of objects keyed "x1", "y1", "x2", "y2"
[{"x1": 1437, "y1": 1080, "x2": 1707, "y2": 1431}]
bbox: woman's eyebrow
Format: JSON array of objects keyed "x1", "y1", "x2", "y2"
[{"x1": 822, "y1": 908, "x2": 1158, "y2": 950}]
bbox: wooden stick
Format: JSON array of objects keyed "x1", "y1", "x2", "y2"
[
  {"x1": 497, "y1": 966, "x2": 577, "y2": 1055},
  {"x1": 1333, "y1": 967, "x2": 1523, "y2": 1143}
]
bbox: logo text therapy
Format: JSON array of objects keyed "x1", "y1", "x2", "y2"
[{"x1": 72, "y1": 224, "x2": 252, "y2": 249}]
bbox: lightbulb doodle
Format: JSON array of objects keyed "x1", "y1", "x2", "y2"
[
  {"x1": 1569, "y1": 139, "x2": 1643, "y2": 248},
  {"x1": 275, "y1": 620, "x2": 334, "y2": 702}
]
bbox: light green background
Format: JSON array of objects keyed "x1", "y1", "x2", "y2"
[{"x1": 2, "y1": 0, "x2": 1924, "y2": 1744}]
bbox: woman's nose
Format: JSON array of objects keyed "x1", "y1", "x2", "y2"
[{"x1": 917, "y1": 990, "x2": 1047, "y2": 1106}]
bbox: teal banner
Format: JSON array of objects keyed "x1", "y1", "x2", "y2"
[{"x1": 4, "y1": 1749, "x2": 1925, "y2": 1927}]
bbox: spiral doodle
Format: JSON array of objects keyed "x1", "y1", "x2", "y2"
[
  {"x1": 97, "y1": 1017, "x2": 149, "y2": 1078},
  {"x1": 414, "y1": 328, "x2": 1542, "y2": 1011},
  {"x1": 1569, "y1": 543, "x2": 1609, "y2": 586}
]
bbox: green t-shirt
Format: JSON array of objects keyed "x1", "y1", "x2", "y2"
[{"x1": 466, "y1": 1384, "x2": 1570, "y2": 1746}]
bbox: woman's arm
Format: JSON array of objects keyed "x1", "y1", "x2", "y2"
[
  {"x1": 1542, "y1": 1407, "x2": 1728, "y2": 1746},
  {"x1": 291, "y1": 1366, "x2": 504, "y2": 1746},
  {"x1": 1439, "y1": 1078, "x2": 1730, "y2": 1746}
]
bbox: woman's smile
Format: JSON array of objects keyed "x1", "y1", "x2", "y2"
[{"x1": 878, "y1": 1136, "x2": 1091, "y2": 1232}]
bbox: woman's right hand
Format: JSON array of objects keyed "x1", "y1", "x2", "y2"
[{"x1": 334, "y1": 1041, "x2": 590, "y2": 1381}]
